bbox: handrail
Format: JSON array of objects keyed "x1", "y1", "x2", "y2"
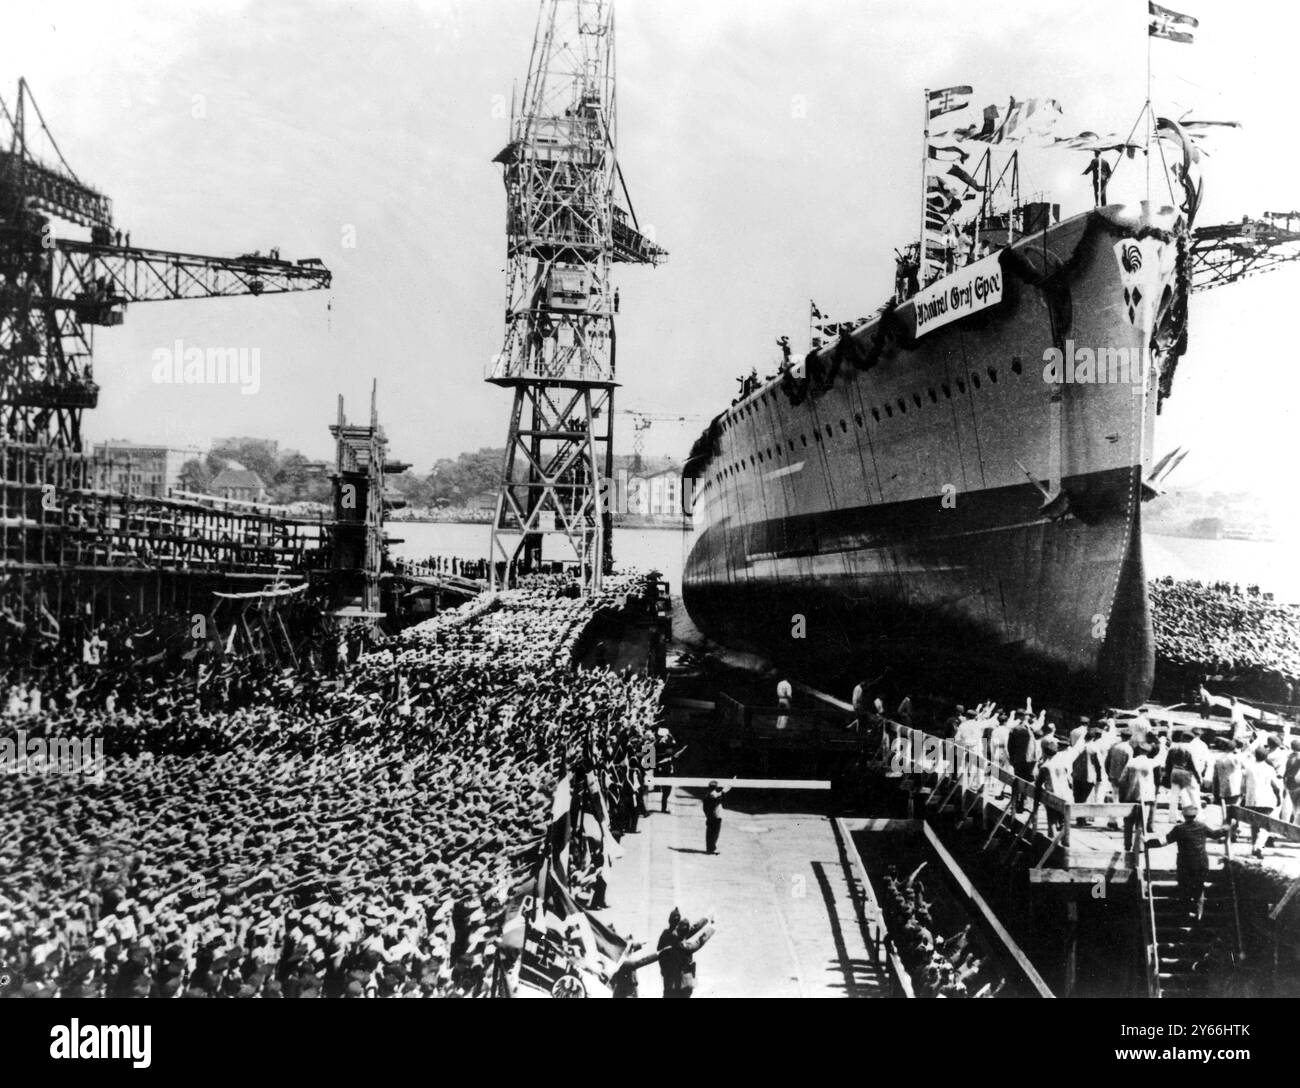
[
  {"x1": 1139, "y1": 827, "x2": 1162, "y2": 998},
  {"x1": 1223, "y1": 815, "x2": 1245, "y2": 962}
]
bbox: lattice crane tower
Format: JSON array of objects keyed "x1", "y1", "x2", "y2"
[{"x1": 488, "y1": 0, "x2": 666, "y2": 592}]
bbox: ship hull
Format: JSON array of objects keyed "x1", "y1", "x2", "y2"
[{"x1": 683, "y1": 205, "x2": 1190, "y2": 708}]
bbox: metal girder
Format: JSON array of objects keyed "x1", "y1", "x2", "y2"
[{"x1": 1190, "y1": 217, "x2": 1300, "y2": 293}]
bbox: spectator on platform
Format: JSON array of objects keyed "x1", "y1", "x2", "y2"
[
  {"x1": 1165, "y1": 731, "x2": 1203, "y2": 816},
  {"x1": 1007, "y1": 712, "x2": 1040, "y2": 811},
  {"x1": 1071, "y1": 727, "x2": 1106, "y2": 823},
  {"x1": 1286, "y1": 740, "x2": 1300, "y2": 826},
  {"x1": 1188, "y1": 727, "x2": 1212, "y2": 784},
  {"x1": 1032, "y1": 737, "x2": 1072, "y2": 837},
  {"x1": 1243, "y1": 748, "x2": 1283, "y2": 857},
  {"x1": 1120, "y1": 737, "x2": 1166, "y2": 851},
  {"x1": 1213, "y1": 739, "x2": 1247, "y2": 840},
  {"x1": 1104, "y1": 731, "x2": 1134, "y2": 826}
]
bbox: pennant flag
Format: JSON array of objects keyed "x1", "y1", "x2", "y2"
[
  {"x1": 1052, "y1": 130, "x2": 1144, "y2": 155},
  {"x1": 927, "y1": 144, "x2": 969, "y2": 164},
  {"x1": 954, "y1": 104, "x2": 1000, "y2": 142},
  {"x1": 994, "y1": 97, "x2": 1063, "y2": 143},
  {"x1": 928, "y1": 84, "x2": 973, "y2": 118},
  {"x1": 810, "y1": 300, "x2": 824, "y2": 320},
  {"x1": 548, "y1": 777, "x2": 572, "y2": 879},
  {"x1": 945, "y1": 163, "x2": 985, "y2": 192},
  {"x1": 1149, "y1": 2, "x2": 1197, "y2": 43}
]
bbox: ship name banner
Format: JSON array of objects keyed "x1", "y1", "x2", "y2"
[{"x1": 911, "y1": 253, "x2": 1003, "y2": 337}]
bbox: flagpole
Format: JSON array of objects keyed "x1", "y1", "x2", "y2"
[
  {"x1": 1145, "y1": 9, "x2": 1152, "y2": 203},
  {"x1": 920, "y1": 88, "x2": 930, "y2": 287}
]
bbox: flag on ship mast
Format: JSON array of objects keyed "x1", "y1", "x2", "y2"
[
  {"x1": 927, "y1": 85, "x2": 972, "y2": 118},
  {"x1": 1149, "y1": 2, "x2": 1197, "y2": 44},
  {"x1": 956, "y1": 98, "x2": 1062, "y2": 144}
]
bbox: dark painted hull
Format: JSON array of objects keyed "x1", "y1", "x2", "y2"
[{"x1": 683, "y1": 205, "x2": 1191, "y2": 707}]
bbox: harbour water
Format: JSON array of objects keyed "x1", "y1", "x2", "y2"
[{"x1": 389, "y1": 521, "x2": 1300, "y2": 604}]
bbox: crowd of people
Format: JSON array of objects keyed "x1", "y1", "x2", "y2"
[
  {"x1": 1150, "y1": 576, "x2": 1300, "y2": 694},
  {"x1": 0, "y1": 572, "x2": 664, "y2": 998},
  {"x1": 913, "y1": 699, "x2": 1300, "y2": 856},
  {"x1": 878, "y1": 864, "x2": 1004, "y2": 998}
]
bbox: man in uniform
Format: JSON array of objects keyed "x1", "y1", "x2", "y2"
[
  {"x1": 654, "y1": 726, "x2": 677, "y2": 814},
  {"x1": 702, "y1": 779, "x2": 734, "y2": 855},
  {"x1": 658, "y1": 914, "x2": 715, "y2": 998},
  {"x1": 1153, "y1": 804, "x2": 1224, "y2": 920}
]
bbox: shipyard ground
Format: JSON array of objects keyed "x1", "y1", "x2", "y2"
[{"x1": 601, "y1": 786, "x2": 889, "y2": 997}]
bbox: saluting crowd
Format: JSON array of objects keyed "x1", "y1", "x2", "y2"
[
  {"x1": 0, "y1": 573, "x2": 663, "y2": 998},
  {"x1": 1150, "y1": 576, "x2": 1300, "y2": 695},
  {"x1": 923, "y1": 699, "x2": 1300, "y2": 856}
]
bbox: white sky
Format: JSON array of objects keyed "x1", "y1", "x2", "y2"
[{"x1": 3, "y1": 0, "x2": 1297, "y2": 525}]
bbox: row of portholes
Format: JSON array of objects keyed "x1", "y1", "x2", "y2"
[{"x1": 703, "y1": 357, "x2": 1025, "y2": 492}]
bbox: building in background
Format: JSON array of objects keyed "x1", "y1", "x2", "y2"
[
  {"x1": 91, "y1": 442, "x2": 198, "y2": 497},
  {"x1": 209, "y1": 464, "x2": 268, "y2": 504},
  {"x1": 645, "y1": 467, "x2": 682, "y2": 516},
  {"x1": 213, "y1": 437, "x2": 279, "y2": 460}
]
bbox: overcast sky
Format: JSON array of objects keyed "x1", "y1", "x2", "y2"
[{"x1": 3, "y1": 0, "x2": 1296, "y2": 524}]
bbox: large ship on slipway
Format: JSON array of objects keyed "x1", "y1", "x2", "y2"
[{"x1": 682, "y1": 81, "x2": 1207, "y2": 708}]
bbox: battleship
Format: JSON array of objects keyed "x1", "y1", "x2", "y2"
[{"x1": 682, "y1": 103, "x2": 1203, "y2": 708}]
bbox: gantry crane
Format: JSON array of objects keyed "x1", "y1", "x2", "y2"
[
  {"x1": 486, "y1": 0, "x2": 666, "y2": 593},
  {"x1": 1, "y1": 78, "x2": 331, "y2": 450},
  {"x1": 1189, "y1": 213, "x2": 1300, "y2": 293}
]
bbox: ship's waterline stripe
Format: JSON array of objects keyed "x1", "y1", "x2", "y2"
[{"x1": 741, "y1": 515, "x2": 1062, "y2": 569}]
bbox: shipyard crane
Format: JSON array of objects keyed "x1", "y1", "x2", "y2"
[
  {"x1": 0, "y1": 78, "x2": 331, "y2": 449},
  {"x1": 486, "y1": 0, "x2": 667, "y2": 594},
  {"x1": 617, "y1": 409, "x2": 698, "y2": 472},
  {"x1": 1189, "y1": 213, "x2": 1300, "y2": 293}
]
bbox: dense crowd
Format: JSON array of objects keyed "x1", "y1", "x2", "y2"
[
  {"x1": 0, "y1": 573, "x2": 663, "y2": 998},
  {"x1": 878, "y1": 864, "x2": 1004, "y2": 998},
  {"x1": 916, "y1": 698, "x2": 1300, "y2": 851},
  {"x1": 1150, "y1": 576, "x2": 1300, "y2": 692}
]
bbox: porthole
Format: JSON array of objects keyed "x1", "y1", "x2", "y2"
[
  {"x1": 956, "y1": 378, "x2": 966, "y2": 394},
  {"x1": 1011, "y1": 356, "x2": 1023, "y2": 375},
  {"x1": 801, "y1": 434, "x2": 807, "y2": 447},
  {"x1": 854, "y1": 412, "x2": 863, "y2": 427},
  {"x1": 912, "y1": 393, "x2": 922, "y2": 408},
  {"x1": 885, "y1": 405, "x2": 893, "y2": 418},
  {"x1": 928, "y1": 388, "x2": 938, "y2": 403},
  {"x1": 988, "y1": 367, "x2": 998, "y2": 382},
  {"x1": 839, "y1": 419, "x2": 848, "y2": 433},
  {"x1": 971, "y1": 372, "x2": 981, "y2": 390},
  {"x1": 942, "y1": 384, "x2": 951, "y2": 398},
  {"x1": 872, "y1": 408, "x2": 881, "y2": 422},
  {"x1": 825, "y1": 424, "x2": 833, "y2": 438},
  {"x1": 897, "y1": 399, "x2": 907, "y2": 414}
]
